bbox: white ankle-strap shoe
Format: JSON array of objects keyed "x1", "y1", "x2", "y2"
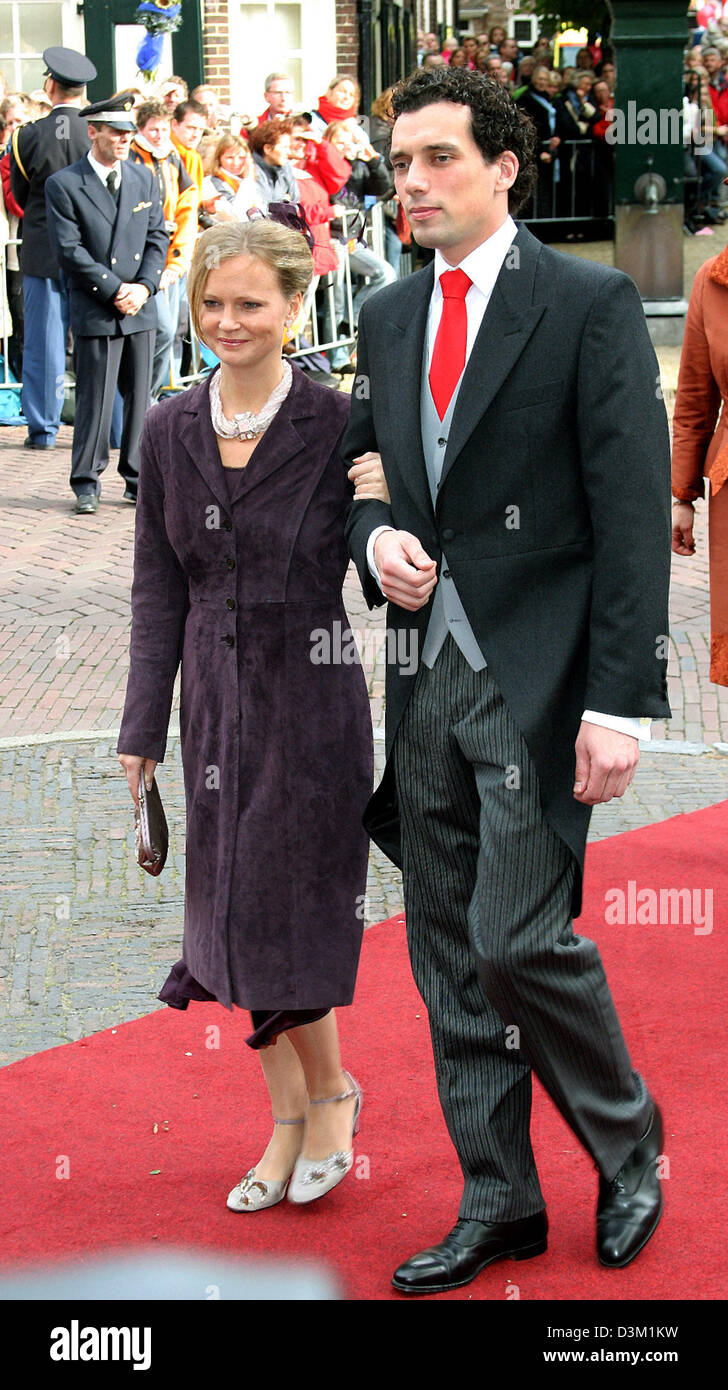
[
  {"x1": 226, "y1": 1167, "x2": 290, "y2": 1212},
  {"x1": 226, "y1": 1115, "x2": 305, "y2": 1212},
  {"x1": 287, "y1": 1072, "x2": 362, "y2": 1205}
]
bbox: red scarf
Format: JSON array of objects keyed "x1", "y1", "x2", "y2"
[{"x1": 317, "y1": 92, "x2": 357, "y2": 125}]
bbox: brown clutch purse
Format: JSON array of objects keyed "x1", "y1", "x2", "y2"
[{"x1": 134, "y1": 773, "x2": 169, "y2": 876}]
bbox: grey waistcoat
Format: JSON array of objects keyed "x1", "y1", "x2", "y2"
[{"x1": 420, "y1": 350, "x2": 487, "y2": 671}]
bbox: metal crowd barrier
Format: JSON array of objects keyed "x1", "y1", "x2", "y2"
[
  {"x1": 520, "y1": 138, "x2": 615, "y2": 226},
  {"x1": 0, "y1": 206, "x2": 404, "y2": 396}
]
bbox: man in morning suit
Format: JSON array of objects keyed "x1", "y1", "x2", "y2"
[
  {"x1": 342, "y1": 68, "x2": 671, "y2": 1295},
  {"x1": 9, "y1": 45, "x2": 97, "y2": 450},
  {"x1": 45, "y1": 93, "x2": 167, "y2": 514}
]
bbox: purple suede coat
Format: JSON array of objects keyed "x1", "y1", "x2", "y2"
[{"x1": 117, "y1": 364, "x2": 373, "y2": 1010}]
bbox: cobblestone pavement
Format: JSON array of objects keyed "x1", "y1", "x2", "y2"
[{"x1": 2, "y1": 233, "x2": 728, "y2": 1066}]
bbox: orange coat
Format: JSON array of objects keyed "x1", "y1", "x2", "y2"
[
  {"x1": 130, "y1": 140, "x2": 199, "y2": 279},
  {"x1": 171, "y1": 134, "x2": 204, "y2": 195},
  {"x1": 672, "y1": 247, "x2": 728, "y2": 685}
]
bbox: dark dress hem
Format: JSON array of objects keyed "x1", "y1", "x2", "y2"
[{"x1": 158, "y1": 960, "x2": 331, "y2": 1049}]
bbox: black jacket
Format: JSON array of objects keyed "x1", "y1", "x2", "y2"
[
  {"x1": 10, "y1": 105, "x2": 92, "y2": 279},
  {"x1": 341, "y1": 224, "x2": 671, "y2": 915},
  {"x1": 334, "y1": 153, "x2": 393, "y2": 211}
]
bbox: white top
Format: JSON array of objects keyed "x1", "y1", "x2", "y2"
[
  {"x1": 86, "y1": 150, "x2": 122, "y2": 189},
  {"x1": 426, "y1": 213, "x2": 518, "y2": 365}
]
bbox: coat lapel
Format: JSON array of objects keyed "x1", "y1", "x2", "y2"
[
  {"x1": 439, "y1": 223, "x2": 545, "y2": 490},
  {"x1": 384, "y1": 263, "x2": 435, "y2": 521},
  {"x1": 177, "y1": 367, "x2": 312, "y2": 511},
  {"x1": 80, "y1": 159, "x2": 117, "y2": 226}
]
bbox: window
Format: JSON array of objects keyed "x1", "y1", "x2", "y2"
[
  {"x1": 0, "y1": 1, "x2": 83, "y2": 94},
  {"x1": 228, "y1": 0, "x2": 336, "y2": 115}
]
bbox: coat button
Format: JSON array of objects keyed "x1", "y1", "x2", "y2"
[
  {"x1": 442, "y1": 528, "x2": 455, "y2": 542},
  {"x1": 111, "y1": 257, "x2": 117, "y2": 264},
  {"x1": 225, "y1": 557, "x2": 235, "y2": 570},
  {"x1": 134, "y1": 253, "x2": 140, "y2": 260},
  {"x1": 222, "y1": 518, "x2": 232, "y2": 531},
  {"x1": 225, "y1": 597, "x2": 236, "y2": 610},
  {"x1": 221, "y1": 634, "x2": 235, "y2": 646}
]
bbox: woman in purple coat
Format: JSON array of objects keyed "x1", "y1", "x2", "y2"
[{"x1": 118, "y1": 219, "x2": 382, "y2": 1212}]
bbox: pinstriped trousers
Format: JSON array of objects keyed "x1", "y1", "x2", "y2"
[{"x1": 393, "y1": 637, "x2": 652, "y2": 1223}]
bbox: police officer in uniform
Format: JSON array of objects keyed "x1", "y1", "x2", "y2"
[
  {"x1": 45, "y1": 94, "x2": 167, "y2": 514},
  {"x1": 9, "y1": 45, "x2": 97, "y2": 450}
]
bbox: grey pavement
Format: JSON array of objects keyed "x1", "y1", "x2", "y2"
[{"x1": 2, "y1": 231, "x2": 728, "y2": 1066}]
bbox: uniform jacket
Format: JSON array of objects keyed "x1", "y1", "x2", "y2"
[
  {"x1": 129, "y1": 137, "x2": 198, "y2": 278},
  {"x1": 342, "y1": 222, "x2": 672, "y2": 916},
  {"x1": 9, "y1": 104, "x2": 91, "y2": 279},
  {"x1": 45, "y1": 155, "x2": 167, "y2": 336}
]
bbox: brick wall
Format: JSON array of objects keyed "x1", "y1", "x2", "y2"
[
  {"x1": 335, "y1": 0, "x2": 359, "y2": 77},
  {"x1": 202, "y1": 0, "x2": 231, "y2": 105}
]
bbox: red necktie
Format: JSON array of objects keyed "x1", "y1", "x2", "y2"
[{"x1": 428, "y1": 268, "x2": 472, "y2": 420}]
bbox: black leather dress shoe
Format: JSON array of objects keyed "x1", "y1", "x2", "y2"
[
  {"x1": 122, "y1": 488, "x2": 137, "y2": 504},
  {"x1": 74, "y1": 493, "x2": 99, "y2": 515},
  {"x1": 597, "y1": 1105, "x2": 663, "y2": 1268},
  {"x1": 392, "y1": 1211, "x2": 548, "y2": 1295},
  {"x1": 24, "y1": 437, "x2": 56, "y2": 450}
]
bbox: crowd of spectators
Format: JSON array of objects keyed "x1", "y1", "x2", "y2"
[
  {"x1": 0, "y1": 69, "x2": 406, "y2": 399},
  {"x1": 4, "y1": 21, "x2": 723, "y2": 421},
  {"x1": 682, "y1": 13, "x2": 728, "y2": 234}
]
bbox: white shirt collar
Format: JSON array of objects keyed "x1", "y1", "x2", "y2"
[
  {"x1": 87, "y1": 150, "x2": 122, "y2": 185},
  {"x1": 432, "y1": 214, "x2": 518, "y2": 300}
]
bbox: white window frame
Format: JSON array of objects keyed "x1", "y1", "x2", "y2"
[
  {"x1": 227, "y1": 0, "x2": 336, "y2": 116},
  {"x1": 509, "y1": 12, "x2": 539, "y2": 47},
  {"x1": 0, "y1": 0, "x2": 84, "y2": 93}
]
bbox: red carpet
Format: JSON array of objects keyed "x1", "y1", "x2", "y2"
[{"x1": 1, "y1": 801, "x2": 727, "y2": 1300}]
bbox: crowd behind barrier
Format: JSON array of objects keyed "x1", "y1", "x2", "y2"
[{"x1": 3, "y1": 24, "x2": 728, "y2": 440}]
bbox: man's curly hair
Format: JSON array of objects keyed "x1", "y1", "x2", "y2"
[{"x1": 389, "y1": 67, "x2": 537, "y2": 214}]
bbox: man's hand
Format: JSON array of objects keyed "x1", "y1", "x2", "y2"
[
  {"x1": 671, "y1": 501, "x2": 696, "y2": 556},
  {"x1": 114, "y1": 283, "x2": 150, "y2": 316},
  {"x1": 573, "y1": 722, "x2": 639, "y2": 805},
  {"x1": 159, "y1": 267, "x2": 177, "y2": 291},
  {"x1": 373, "y1": 529, "x2": 438, "y2": 611}
]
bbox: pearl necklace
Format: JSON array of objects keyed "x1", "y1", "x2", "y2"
[{"x1": 210, "y1": 361, "x2": 293, "y2": 440}]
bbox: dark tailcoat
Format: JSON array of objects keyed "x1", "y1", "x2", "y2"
[
  {"x1": 44, "y1": 155, "x2": 167, "y2": 335},
  {"x1": 10, "y1": 105, "x2": 91, "y2": 279},
  {"x1": 342, "y1": 223, "x2": 671, "y2": 915},
  {"x1": 117, "y1": 366, "x2": 373, "y2": 1010}
]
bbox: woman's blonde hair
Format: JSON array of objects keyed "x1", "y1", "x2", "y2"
[
  {"x1": 188, "y1": 220, "x2": 313, "y2": 339},
  {"x1": 323, "y1": 119, "x2": 351, "y2": 144},
  {"x1": 370, "y1": 87, "x2": 394, "y2": 121},
  {"x1": 212, "y1": 131, "x2": 250, "y2": 178}
]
